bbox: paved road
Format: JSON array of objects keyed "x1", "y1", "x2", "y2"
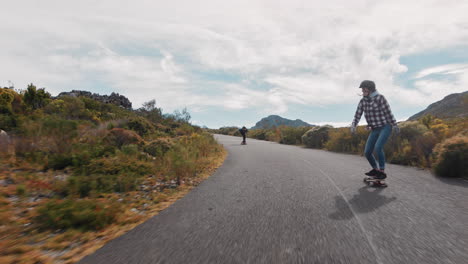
[{"x1": 80, "y1": 134, "x2": 468, "y2": 264}]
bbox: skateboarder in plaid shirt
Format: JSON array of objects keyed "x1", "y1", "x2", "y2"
[{"x1": 350, "y1": 80, "x2": 399, "y2": 179}]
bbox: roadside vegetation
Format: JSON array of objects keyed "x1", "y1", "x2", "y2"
[
  {"x1": 210, "y1": 115, "x2": 468, "y2": 179},
  {"x1": 0, "y1": 85, "x2": 226, "y2": 264}
]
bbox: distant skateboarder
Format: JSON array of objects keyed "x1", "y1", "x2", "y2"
[
  {"x1": 350, "y1": 80, "x2": 399, "y2": 184},
  {"x1": 239, "y1": 126, "x2": 248, "y2": 145}
]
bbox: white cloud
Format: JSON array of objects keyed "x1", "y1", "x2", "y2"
[
  {"x1": 0, "y1": 0, "x2": 467, "y2": 116},
  {"x1": 390, "y1": 63, "x2": 468, "y2": 106},
  {"x1": 414, "y1": 64, "x2": 468, "y2": 79}
]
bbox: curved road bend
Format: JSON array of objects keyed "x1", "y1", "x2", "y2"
[{"x1": 80, "y1": 134, "x2": 468, "y2": 264}]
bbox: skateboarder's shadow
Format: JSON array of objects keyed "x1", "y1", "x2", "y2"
[{"x1": 329, "y1": 187, "x2": 397, "y2": 220}]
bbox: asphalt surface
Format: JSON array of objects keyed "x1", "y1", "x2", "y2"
[{"x1": 79, "y1": 134, "x2": 468, "y2": 264}]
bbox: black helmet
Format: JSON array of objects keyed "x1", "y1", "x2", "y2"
[{"x1": 359, "y1": 80, "x2": 376, "y2": 91}]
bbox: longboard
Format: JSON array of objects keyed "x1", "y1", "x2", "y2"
[{"x1": 363, "y1": 177, "x2": 388, "y2": 187}]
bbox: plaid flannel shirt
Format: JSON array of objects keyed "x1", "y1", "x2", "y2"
[{"x1": 352, "y1": 93, "x2": 397, "y2": 128}]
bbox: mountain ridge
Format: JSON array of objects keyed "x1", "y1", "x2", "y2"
[
  {"x1": 251, "y1": 115, "x2": 315, "y2": 129},
  {"x1": 408, "y1": 91, "x2": 468, "y2": 120}
]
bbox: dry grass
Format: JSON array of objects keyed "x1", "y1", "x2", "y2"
[{"x1": 0, "y1": 147, "x2": 227, "y2": 264}]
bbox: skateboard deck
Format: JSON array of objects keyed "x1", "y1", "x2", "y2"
[{"x1": 363, "y1": 177, "x2": 388, "y2": 187}]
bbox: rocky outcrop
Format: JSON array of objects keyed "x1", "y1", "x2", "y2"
[
  {"x1": 57, "y1": 90, "x2": 132, "y2": 109},
  {"x1": 251, "y1": 115, "x2": 315, "y2": 129},
  {"x1": 408, "y1": 91, "x2": 468, "y2": 120}
]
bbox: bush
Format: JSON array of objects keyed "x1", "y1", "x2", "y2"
[
  {"x1": 433, "y1": 133, "x2": 468, "y2": 178},
  {"x1": 81, "y1": 156, "x2": 154, "y2": 176},
  {"x1": 175, "y1": 123, "x2": 195, "y2": 136},
  {"x1": 143, "y1": 138, "x2": 173, "y2": 157},
  {"x1": 105, "y1": 128, "x2": 143, "y2": 148},
  {"x1": 35, "y1": 199, "x2": 121, "y2": 230},
  {"x1": 0, "y1": 114, "x2": 16, "y2": 131},
  {"x1": 70, "y1": 143, "x2": 116, "y2": 168},
  {"x1": 249, "y1": 129, "x2": 267, "y2": 140},
  {"x1": 47, "y1": 154, "x2": 74, "y2": 170},
  {"x1": 302, "y1": 126, "x2": 332, "y2": 148},
  {"x1": 399, "y1": 121, "x2": 429, "y2": 141},
  {"x1": 41, "y1": 117, "x2": 79, "y2": 154},
  {"x1": 158, "y1": 133, "x2": 223, "y2": 183},
  {"x1": 279, "y1": 126, "x2": 310, "y2": 145},
  {"x1": 215, "y1": 126, "x2": 239, "y2": 135},
  {"x1": 325, "y1": 127, "x2": 367, "y2": 153},
  {"x1": 121, "y1": 144, "x2": 139, "y2": 156},
  {"x1": 126, "y1": 117, "x2": 155, "y2": 136},
  {"x1": 23, "y1": 84, "x2": 51, "y2": 110},
  {"x1": 68, "y1": 172, "x2": 145, "y2": 196},
  {"x1": 386, "y1": 121, "x2": 433, "y2": 166},
  {"x1": 16, "y1": 184, "x2": 26, "y2": 196}
]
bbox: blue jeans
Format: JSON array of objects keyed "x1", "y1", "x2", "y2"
[{"x1": 364, "y1": 124, "x2": 392, "y2": 170}]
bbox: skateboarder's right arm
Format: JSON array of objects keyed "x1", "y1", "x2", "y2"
[{"x1": 351, "y1": 99, "x2": 364, "y2": 128}]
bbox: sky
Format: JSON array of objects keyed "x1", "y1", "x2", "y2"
[{"x1": 1, "y1": 0, "x2": 468, "y2": 128}]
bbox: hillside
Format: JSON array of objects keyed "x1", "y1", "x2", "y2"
[
  {"x1": 408, "y1": 91, "x2": 468, "y2": 120},
  {"x1": 251, "y1": 115, "x2": 315, "y2": 129},
  {"x1": 0, "y1": 85, "x2": 226, "y2": 264}
]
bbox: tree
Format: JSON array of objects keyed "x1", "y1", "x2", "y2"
[
  {"x1": 0, "y1": 88, "x2": 15, "y2": 114},
  {"x1": 173, "y1": 107, "x2": 191, "y2": 124},
  {"x1": 138, "y1": 99, "x2": 163, "y2": 123},
  {"x1": 23, "y1": 84, "x2": 51, "y2": 110}
]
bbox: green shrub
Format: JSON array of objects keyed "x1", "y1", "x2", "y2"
[
  {"x1": 23, "y1": 84, "x2": 51, "y2": 110},
  {"x1": 82, "y1": 156, "x2": 153, "y2": 176},
  {"x1": 216, "y1": 126, "x2": 239, "y2": 135},
  {"x1": 16, "y1": 184, "x2": 26, "y2": 196},
  {"x1": 433, "y1": 133, "x2": 468, "y2": 178},
  {"x1": 105, "y1": 128, "x2": 143, "y2": 148},
  {"x1": 386, "y1": 121, "x2": 433, "y2": 166},
  {"x1": 143, "y1": 138, "x2": 173, "y2": 157},
  {"x1": 35, "y1": 199, "x2": 121, "y2": 230},
  {"x1": 158, "y1": 133, "x2": 222, "y2": 183},
  {"x1": 325, "y1": 127, "x2": 367, "y2": 153},
  {"x1": 121, "y1": 144, "x2": 139, "y2": 156},
  {"x1": 0, "y1": 114, "x2": 16, "y2": 131},
  {"x1": 249, "y1": 129, "x2": 267, "y2": 140},
  {"x1": 41, "y1": 117, "x2": 79, "y2": 154},
  {"x1": 47, "y1": 154, "x2": 74, "y2": 170},
  {"x1": 175, "y1": 123, "x2": 195, "y2": 136},
  {"x1": 399, "y1": 121, "x2": 429, "y2": 141},
  {"x1": 279, "y1": 126, "x2": 310, "y2": 145},
  {"x1": 126, "y1": 117, "x2": 155, "y2": 136},
  {"x1": 68, "y1": 172, "x2": 144, "y2": 196}
]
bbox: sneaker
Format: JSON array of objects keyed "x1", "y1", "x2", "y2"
[
  {"x1": 374, "y1": 171, "x2": 387, "y2": 180},
  {"x1": 365, "y1": 169, "x2": 379, "y2": 176}
]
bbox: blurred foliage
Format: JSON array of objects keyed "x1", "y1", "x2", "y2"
[
  {"x1": 209, "y1": 115, "x2": 467, "y2": 177},
  {"x1": 279, "y1": 126, "x2": 310, "y2": 145},
  {"x1": 35, "y1": 199, "x2": 121, "y2": 231},
  {"x1": 0, "y1": 85, "x2": 227, "y2": 264},
  {"x1": 0, "y1": 88, "x2": 20, "y2": 130},
  {"x1": 105, "y1": 128, "x2": 144, "y2": 148},
  {"x1": 144, "y1": 138, "x2": 173, "y2": 157},
  {"x1": 433, "y1": 131, "x2": 468, "y2": 179},
  {"x1": 0, "y1": 84, "x2": 224, "y2": 235}
]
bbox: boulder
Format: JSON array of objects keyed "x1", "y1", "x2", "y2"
[{"x1": 302, "y1": 125, "x2": 332, "y2": 148}]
